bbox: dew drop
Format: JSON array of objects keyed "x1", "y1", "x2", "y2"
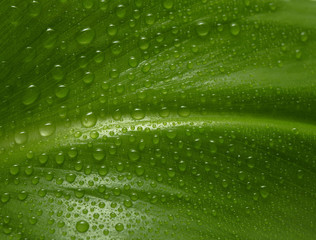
[
  {"x1": 81, "y1": 112, "x2": 97, "y2": 128},
  {"x1": 22, "y1": 85, "x2": 40, "y2": 105},
  {"x1": 196, "y1": 21, "x2": 209, "y2": 37},
  {"x1": 76, "y1": 220, "x2": 89, "y2": 233},
  {"x1": 163, "y1": 0, "x2": 174, "y2": 9},
  {"x1": 131, "y1": 108, "x2": 145, "y2": 120},
  {"x1": 39, "y1": 122, "x2": 55, "y2": 137},
  {"x1": 259, "y1": 185, "x2": 269, "y2": 198},
  {"x1": 55, "y1": 85, "x2": 69, "y2": 99},
  {"x1": 82, "y1": 72, "x2": 95, "y2": 84},
  {"x1": 128, "y1": 149, "x2": 140, "y2": 162},
  {"x1": 76, "y1": 28, "x2": 95, "y2": 45},
  {"x1": 230, "y1": 23, "x2": 240, "y2": 36},
  {"x1": 15, "y1": 131, "x2": 28, "y2": 145},
  {"x1": 93, "y1": 148, "x2": 105, "y2": 161},
  {"x1": 115, "y1": 223, "x2": 124, "y2": 232},
  {"x1": 178, "y1": 106, "x2": 190, "y2": 117}
]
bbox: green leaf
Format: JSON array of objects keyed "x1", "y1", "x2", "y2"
[{"x1": 0, "y1": 0, "x2": 315, "y2": 239}]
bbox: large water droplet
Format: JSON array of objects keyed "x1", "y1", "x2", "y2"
[
  {"x1": 76, "y1": 220, "x2": 89, "y2": 233},
  {"x1": 15, "y1": 131, "x2": 28, "y2": 145},
  {"x1": 76, "y1": 28, "x2": 95, "y2": 45},
  {"x1": 81, "y1": 112, "x2": 97, "y2": 128},
  {"x1": 196, "y1": 21, "x2": 209, "y2": 37},
  {"x1": 230, "y1": 23, "x2": 240, "y2": 36},
  {"x1": 22, "y1": 85, "x2": 40, "y2": 105},
  {"x1": 39, "y1": 122, "x2": 55, "y2": 137}
]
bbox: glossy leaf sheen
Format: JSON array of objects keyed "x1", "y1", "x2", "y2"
[{"x1": 0, "y1": 0, "x2": 315, "y2": 239}]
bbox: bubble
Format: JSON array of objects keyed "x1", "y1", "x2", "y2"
[
  {"x1": 196, "y1": 21, "x2": 209, "y2": 37},
  {"x1": 76, "y1": 28, "x2": 95, "y2": 45},
  {"x1": 81, "y1": 112, "x2": 97, "y2": 128},
  {"x1": 230, "y1": 23, "x2": 240, "y2": 36},
  {"x1": 115, "y1": 223, "x2": 124, "y2": 232},
  {"x1": 15, "y1": 131, "x2": 28, "y2": 145},
  {"x1": 76, "y1": 220, "x2": 89, "y2": 233},
  {"x1": 39, "y1": 122, "x2": 55, "y2": 137},
  {"x1": 22, "y1": 85, "x2": 40, "y2": 105}
]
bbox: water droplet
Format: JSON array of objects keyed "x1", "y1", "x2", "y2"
[
  {"x1": 145, "y1": 13, "x2": 155, "y2": 25},
  {"x1": 230, "y1": 23, "x2": 240, "y2": 36},
  {"x1": 76, "y1": 220, "x2": 89, "y2": 233},
  {"x1": 300, "y1": 32, "x2": 308, "y2": 42},
  {"x1": 131, "y1": 108, "x2": 145, "y2": 120},
  {"x1": 43, "y1": 28, "x2": 57, "y2": 49},
  {"x1": 163, "y1": 0, "x2": 174, "y2": 9},
  {"x1": 128, "y1": 56, "x2": 138, "y2": 68},
  {"x1": 260, "y1": 185, "x2": 269, "y2": 198},
  {"x1": 93, "y1": 148, "x2": 105, "y2": 161},
  {"x1": 10, "y1": 164, "x2": 20, "y2": 176},
  {"x1": 196, "y1": 21, "x2": 209, "y2": 37},
  {"x1": 52, "y1": 65, "x2": 64, "y2": 81},
  {"x1": 115, "y1": 223, "x2": 124, "y2": 232},
  {"x1": 39, "y1": 122, "x2": 55, "y2": 137},
  {"x1": 22, "y1": 85, "x2": 40, "y2": 105},
  {"x1": 111, "y1": 41, "x2": 122, "y2": 55},
  {"x1": 116, "y1": 4, "x2": 126, "y2": 18},
  {"x1": 55, "y1": 85, "x2": 69, "y2": 99},
  {"x1": 107, "y1": 23, "x2": 118, "y2": 36},
  {"x1": 82, "y1": 72, "x2": 95, "y2": 84},
  {"x1": 178, "y1": 106, "x2": 190, "y2": 117},
  {"x1": 76, "y1": 28, "x2": 95, "y2": 45},
  {"x1": 15, "y1": 131, "x2": 28, "y2": 145},
  {"x1": 128, "y1": 149, "x2": 140, "y2": 162},
  {"x1": 81, "y1": 112, "x2": 97, "y2": 128},
  {"x1": 29, "y1": 0, "x2": 41, "y2": 18},
  {"x1": 139, "y1": 37, "x2": 149, "y2": 50}
]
